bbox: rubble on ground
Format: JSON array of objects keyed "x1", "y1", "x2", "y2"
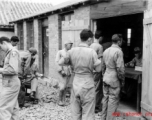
[{"x1": 19, "y1": 77, "x2": 101, "y2": 120}]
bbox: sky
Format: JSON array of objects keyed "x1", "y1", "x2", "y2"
[{"x1": 1, "y1": 0, "x2": 71, "y2": 5}]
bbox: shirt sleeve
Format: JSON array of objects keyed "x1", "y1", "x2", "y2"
[
  {"x1": 102, "y1": 54, "x2": 106, "y2": 74},
  {"x1": 58, "y1": 50, "x2": 71, "y2": 66},
  {"x1": 3, "y1": 51, "x2": 19, "y2": 75},
  {"x1": 98, "y1": 45, "x2": 103, "y2": 59},
  {"x1": 114, "y1": 50, "x2": 125, "y2": 81},
  {"x1": 92, "y1": 50, "x2": 101, "y2": 67}
]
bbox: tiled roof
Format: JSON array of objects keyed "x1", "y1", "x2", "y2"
[
  {"x1": 0, "y1": 0, "x2": 52, "y2": 26},
  {"x1": 10, "y1": 0, "x2": 92, "y2": 22}
]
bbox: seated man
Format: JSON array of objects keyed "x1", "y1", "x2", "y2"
[
  {"x1": 125, "y1": 47, "x2": 142, "y2": 67},
  {"x1": 19, "y1": 47, "x2": 41, "y2": 102}
]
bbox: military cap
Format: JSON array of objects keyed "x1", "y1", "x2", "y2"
[{"x1": 29, "y1": 47, "x2": 37, "y2": 55}]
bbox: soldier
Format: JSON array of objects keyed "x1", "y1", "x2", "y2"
[
  {"x1": 55, "y1": 40, "x2": 73, "y2": 106},
  {"x1": 125, "y1": 47, "x2": 142, "y2": 67},
  {"x1": 101, "y1": 34, "x2": 125, "y2": 120},
  {"x1": 10, "y1": 36, "x2": 19, "y2": 48},
  {"x1": 58, "y1": 29, "x2": 102, "y2": 120},
  {"x1": 0, "y1": 37, "x2": 20, "y2": 120},
  {"x1": 90, "y1": 30, "x2": 103, "y2": 113},
  {"x1": 22, "y1": 48, "x2": 40, "y2": 101}
]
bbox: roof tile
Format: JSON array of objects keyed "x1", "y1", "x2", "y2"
[{"x1": 0, "y1": 0, "x2": 52, "y2": 25}]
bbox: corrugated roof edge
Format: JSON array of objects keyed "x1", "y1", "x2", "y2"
[{"x1": 10, "y1": 0, "x2": 89, "y2": 23}]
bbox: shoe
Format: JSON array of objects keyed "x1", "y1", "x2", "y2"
[
  {"x1": 58, "y1": 101, "x2": 65, "y2": 106},
  {"x1": 30, "y1": 91, "x2": 36, "y2": 100}
]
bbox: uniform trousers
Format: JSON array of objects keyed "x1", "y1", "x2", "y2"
[
  {"x1": 71, "y1": 75, "x2": 96, "y2": 120},
  {"x1": 94, "y1": 72, "x2": 103, "y2": 111},
  {"x1": 0, "y1": 76, "x2": 20, "y2": 120},
  {"x1": 101, "y1": 82, "x2": 120, "y2": 120}
]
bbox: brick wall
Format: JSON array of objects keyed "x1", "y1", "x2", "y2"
[
  {"x1": 23, "y1": 21, "x2": 27, "y2": 50},
  {"x1": 14, "y1": 6, "x2": 91, "y2": 80},
  {"x1": 48, "y1": 14, "x2": 60, "y2": 79},
  {"x1": 48, "y1": 6, "x2": 91, "y2": 79},
  {"x1": 74, "y1": 6, "x2": 90, "y2": 24},
  {"x1": 33, "y1": 19, "x2": 39, "y2": 66}
]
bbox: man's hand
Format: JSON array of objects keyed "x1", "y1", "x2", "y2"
[{"x1": 61, "y1": 70, "x2": 66, "y2": 77}]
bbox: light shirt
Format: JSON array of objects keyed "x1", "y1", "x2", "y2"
[{"x1": 103, "y1": 44, "x2": 125, "y2": 87}]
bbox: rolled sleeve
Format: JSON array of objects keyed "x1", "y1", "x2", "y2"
[
  {"x1": 98, "y1": 45, "x2": 103, "y2": 58},
  {"x1": 114, "y1": 51, "x2": 125, "y2": 81},
  {"x1": 92, "y1": 50, "x2": 101, "y2": 67},
  {"x1": 3, "y1": 51, "x2": 19, "y2": 75},
  {"x1": 58, "y1": 51, "x2": 71, "y2": 66}
]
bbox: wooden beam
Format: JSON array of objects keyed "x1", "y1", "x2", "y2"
[
  {"x1": 90, "y1": 0, "x2": 147, "y2": 19},
  {"x1": 144, "y1": 17, "x2": 152, "y2": 25}
]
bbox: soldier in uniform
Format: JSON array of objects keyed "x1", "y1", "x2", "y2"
[
  {"x1": 21, "y1": 48, "x2": 40, "y2": 100},
  {"x1": 101, "y1": 34, "x2": 125, "y2": 120},
  {"x1": 55, "y1": 40, "x2": 73, "y2": 106},
  {"x1": 58, "y1": 29, "x2": 102, "y2": 120},
  {"x1": 90, "y1": 30, "x2": 103, "y2": 113},
  {"x1": 10, "y1": 36, "x2": 19, "y2": 48},
  {"x1": 0, "y1": 37, "x2": 20, "y2": 120}
]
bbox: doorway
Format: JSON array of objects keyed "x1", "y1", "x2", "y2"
[
  {"x1": 96, "y1": 13, "x2": 143, "y2": 113},
  {"x1": 42, "y1": 26, "x2": 49, "y2": 77},
  {"x1": 96, "y1": 13, "x2": 143, "y2": 62}
]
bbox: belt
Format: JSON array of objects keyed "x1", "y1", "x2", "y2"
[
  {"x1": 3, "y1": 75, "x2": 18, "y2": 80},
  {"x1": 75, "y1": 73, "x2": 93, "y2": 78}
]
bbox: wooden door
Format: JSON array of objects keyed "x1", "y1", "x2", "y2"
[
  {"x1": 42, "y1": 27, "x2": 49, "y2": 77},
  {"x1": 62, "y1": 20, "x2": 89, "y2": 48},
  {"x1": 141, "y1": 10, "x2": 152, "y2": 120}
]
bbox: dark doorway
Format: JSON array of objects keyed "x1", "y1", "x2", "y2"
[
  {"x1": 97, "y1": 13, "x2": 143, "y2": 63},
  {"x1": 42, "y1": 26, "x2": 49, "y2": 77}
]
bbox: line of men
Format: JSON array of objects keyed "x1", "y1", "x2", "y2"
[
  {"x1": 0, "y1": 36, "x2": 40, "y2": 120},
  {"x1": 56, "y1": 29, "x2": 125, "y2": 120}
]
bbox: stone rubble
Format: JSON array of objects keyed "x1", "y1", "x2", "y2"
[{"x1": 18, "y1": 77, "x2": 101, "y2": 120}]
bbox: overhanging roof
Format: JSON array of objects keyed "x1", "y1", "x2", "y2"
[
  {"x1": 10, "y1": 0, "x2": 108, "y2": 23},
  {"x1": 0, "y1": 1, "x2": 52, "y2": 26}
]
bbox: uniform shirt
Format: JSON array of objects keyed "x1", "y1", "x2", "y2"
[
  {"x1": 18, "y1": 51, "x2": 31, "y2": 77},
  {"x1": 3, "y1": 47, "x2": 20, "y2": 76},
  {"x1": 102, "y1": 44, "x2": 125, "y2": 87},
  {"x1": 55, "y1": 48, "x2": 71, "y2": 76},
  {"x1": 90, "y1": 40, "x2": 103, "y2": 58},
  {"x1": 127, "y1": 57, "x2": 142, "y2": 67},
  {"x1": 59, "y1": 43, "x2": 101, "y2": 89}
]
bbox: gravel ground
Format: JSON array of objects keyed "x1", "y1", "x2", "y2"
[{"x1": 0, "y1": 76, "x2": 101, "y2": 120}]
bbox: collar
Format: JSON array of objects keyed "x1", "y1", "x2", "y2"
[
  {"x1": 79, "y1": 43, "x2": 89, "y2": 47},
  {"x1": 63, "y1": 48, "x2": 68, "y2": 52},
  {"x1": 94, "y1": 39, "x2": 99, "y2": 43},
  {"x1": 111, "y1": 44, "x2": 121, "y2": 50},
  {"x1": 6, "y1": 46, "x2": 13, "y2": 56}
]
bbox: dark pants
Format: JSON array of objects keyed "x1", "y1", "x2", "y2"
[{"x1": 94, "y1": 72, "x2": 103, "y2": 112}]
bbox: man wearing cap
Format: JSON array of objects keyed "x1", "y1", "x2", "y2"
[
  {"x1": 101, "y1": 34, "x2": 125, "y2": 120},
  {"x1": 125, "y1": 47, "x2": 142, "y2": 67},
  {"x1": 55, "y1": 40, "x2": 73, "y2": 106},
  {"x1": 19, "y1": 47, "x2": 40, "y2": 102},
  {"x1": 58, "y1": 29, "x2": 102, "y2": 120},
  {"x1": 0, "y1": 37, "x2": 20, "y2": 120},
  {"x1": 90, "y1": 30, "x2": 103, "y2": 113}
]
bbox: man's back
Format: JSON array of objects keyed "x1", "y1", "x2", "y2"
[
  {"x1": 103, "y1": 44, "x2": 124, "y2": 87},
  {"x1": 69, "y1": 44, "x2": 99, "y2": 75},
  {"x1": 90, "y1": 42, "x2": 103, "y2": 58}
]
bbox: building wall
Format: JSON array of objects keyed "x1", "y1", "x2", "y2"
[
  {"x1": 34, "y1": 19, "x2": 39, "y2": 66},
  {"x1": 0, "y1": 31, "x2": 15, "y2": 38},
  {"x1": 74, "y1": 6, "x2": 90, "y2": 25},
  {"x1": 48, "y1": 14, "x2": 60, "y2": 79},
  {"x1": 48, "y1": 6, "x2": 91, "y2": 79},
  {"x1": 14, "y1": 5, "x2": 91, "y2": 79},
  {"x1": 23, "y1": 21, "x2": 27, "y2": 50}
]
